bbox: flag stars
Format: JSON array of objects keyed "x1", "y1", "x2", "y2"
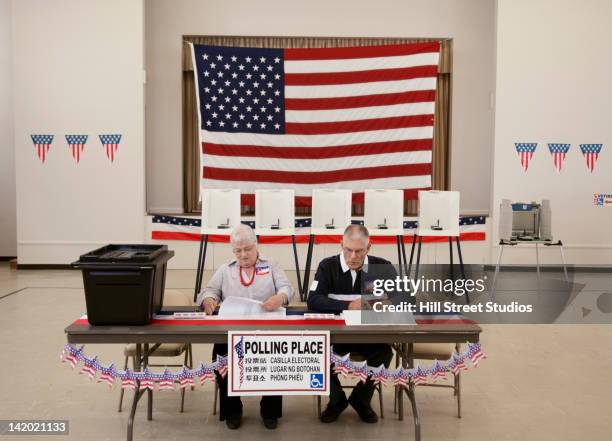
[
  {"x1": 216, "y1": 54, "x2": 223, "y2": 61},
  {"x1": 224, "y1": 63, "x2": 230, "y2": 70},
  {"x1": 260, "y1": 56, "x2": 266, "y2": 63},
  {"x1": 203, "y1": 70, "x2": 210, "y2": 77},
  {"x1": 267, "y1": 65, "x2": 273, "y2": 71},
  {"x1": 274, "y1": 57, "x2": 280, "y2": 63},
  {"x1": 202, "y1": 54, "x2": 209, "y2": 60},
  {"x1": 245, "y1": 57, "x2": 252, "y2": 63},
  {"x1": 253, "y1": 65, "x2": 259, "y2": 71},
  {"x1": 217, "y1": 71, "x2": 224, "y2": 77},
  {"x1": 231, "y1": 55, "x2": 237, "y2": 62},
  {"x1": 210, "y1": 62, "x2": 216, "y2": 69}
]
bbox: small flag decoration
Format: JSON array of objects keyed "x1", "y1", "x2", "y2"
[
  {"x1": 31, "y1": 134, "x2": 54, "y2": 163},
  {"x1": 65, "y1": 135, "x2": 88, "y2": 164},
  {"x1": 515, "y1": 143, "x2": 538, "y2": 172},
  {"x1": 99, "y1": 134, "x2": 122, "y2": 162},
  {"x1": 580, "y1": 144, "x2": 603, "y2": 173},
  {"x1": 548, "y1": 143, "x2": 570, "y2": 173},
  {"x1": 60, "y1": 342, "x2": 486, "y2": 390}
]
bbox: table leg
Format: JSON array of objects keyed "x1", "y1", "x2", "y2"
[
  {"x1": 403, "y1": 343, "x2": 420, "y2": 441},
  {"x1": 144, "y1": 343, "x2": 152, "y2": 421},
  {"x1": 127, "y1": 343, "x2": 143, "y2": 441}
]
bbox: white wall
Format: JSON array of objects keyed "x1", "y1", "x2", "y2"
[
  {"x1": 144, "y1": 0, "x2": 496, "y2": 214},
  {"x1": 0, "y1": 0, "x2": 16, "y2": 257},
  {"x1": 492, "y1": 0, "x2": 612, "y2": 264},
  {"x1": 13, "y1": 0, "x2": 146, "y2": 264}
]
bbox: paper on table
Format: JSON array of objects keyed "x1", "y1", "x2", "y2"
[
  {"x1": 218, "y1": 296, "x2": 286, "y2": 319},
  {"x1": 342, "y1": 310, "x2": 417, "y2": 326}
]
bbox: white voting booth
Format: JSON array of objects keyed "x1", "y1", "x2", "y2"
[
  {"x1": 255, "y1": 189, "x2": 295, "y2": 236},
  {"x1": 416, "y1": 190, "x2": 460, "y2": 237},
  {"x1": 201, "y1": 189, "x2": 242, "y2": 235},
  {"x1": 301, "y1": 190, "x2": 353, "y2": 301},
  {"x1": 254, "y1": 189, "x2": 302, "y2": 294},
  {"x1": 195, "y1": 189, "x2": 242, "y2": 300},
  {"x1": 410, "y1": 190, "x2": 468, "y2": 301},
  {"x1": 311, "y1": 189, "x2": 352, "y2": 235},
  {"x1": 364, "y1": 189, "x2": 404, "y2": 236}
]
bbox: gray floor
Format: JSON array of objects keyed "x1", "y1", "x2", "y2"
[{"x1": 1, "y1": 263, "x2": 611, "y2": 440}]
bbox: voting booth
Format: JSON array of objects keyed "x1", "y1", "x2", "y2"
[
  {"x1": 417, "y1": 190, "x2": 460, "y2": 237},
  {"x1": 364, "y1": 189, "x2": 404, "y2": 236},
  {"x1": 311, "y1": 189, "x2": 352, "y2": 235},
  {"x1": 195, "y1": 189, "x2": 242, "y2": 300},
  {"x1": 255, "y1": 189, "x2": 295, "y2": 236},
  {"x1": 201, "y1": 189, "x2": 241, "y2": 235}
]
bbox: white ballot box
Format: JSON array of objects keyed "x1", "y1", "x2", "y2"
[
  {"x1": 364, "y1": 189, "x2": 404, "y2": 236},
  {"x1": 417, "y1": 190, "x2": 460, "y2": 237},
  {"x1": 201, "y1": 189, "x2": 241, "y2": 235},
  {"x1": 255, "y1": 189, "x2": 295, "y2": 236},
  {"x1": 311, "y1": 189, "x2": 352, "y2": 235}
]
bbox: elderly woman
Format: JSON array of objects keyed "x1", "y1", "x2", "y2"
[{"x1": 196, "y1": 224, "x2": 294, "y2": 430}]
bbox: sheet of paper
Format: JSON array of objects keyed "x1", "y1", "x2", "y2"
[
  {"x1": 218, "y1": 296, "x2": 286, "y2": 319},
  {"x1": 341, "y1": 310, "x2": 417, "y2": 326}
]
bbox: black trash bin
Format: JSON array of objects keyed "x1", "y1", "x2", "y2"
[{"x1": 72, "y1": 244, "x2": 175, "y2": 325}]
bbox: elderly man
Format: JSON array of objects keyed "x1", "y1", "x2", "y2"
[
  {"x1": 307, "y1": 224, "x2": 395, "y2": 424},
  {"x1": 196, "y1": 224, "x2": 294, "y2": 430}
]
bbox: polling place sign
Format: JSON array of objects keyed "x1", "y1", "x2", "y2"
[{"x1": 228, "y1": 331, "x2": 330, "y2": 396}]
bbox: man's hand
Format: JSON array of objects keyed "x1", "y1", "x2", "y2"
[
  {"x1": 202, "y1": 298, "x2": 218, "y2": 315},
  {"x1": 262, "y1": 293, "x2": 287, "y2": 311},
  {"x1": 348, "y1": 299, "x2": 362, "y2": 310}
]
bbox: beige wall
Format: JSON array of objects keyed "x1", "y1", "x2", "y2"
[
  {"x1": 0, "y1": 0, "x2": 16, "y2": 256},
  {"x1": 13, "y1": 0, "x2": 146, "y2": 264},
  {"x1": 144, "y1": 0, "x2": 496, "y2": 214},
  {"x1": 492, "y1": 0, "x2": 612, "y2": 264}
]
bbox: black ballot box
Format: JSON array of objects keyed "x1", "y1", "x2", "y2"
[{"x1": 72, "y1": 245, "x2": 175, "y2": 325}]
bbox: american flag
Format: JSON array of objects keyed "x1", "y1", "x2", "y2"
[
  {"x1": 579, "y1": 144, "x2": 603, "y2": 173},
  {"x1": 159, "y1": 369, "x2": 175, "y2": 391},
  {"x1": 411, "y1": 366, "x2": 428, "y2": 385},
  {"x1": 547, "y1": 143, "x2": 570, "y2": 173},
  {"x1": 99, "y1": 134, "x2": 122, "y2": 162},
  {"x1": 468, "y1": 343, "x2": 486, "y2": 366},
  {"x1": 191, "y1": 43, "x2": 440, "y2": 206},
  {"x1": 234, "y1": 336, "x2": 245, "y2": 385},
  {"x1": 31, "y1": 134, "x2": 54, "y2": 163},
  {"x1": 515, "y1": 143, "x2": 537, "y2": 172},
  {"x1": 97, "y1": 370, "x2": 115, "y2": 388},
  {"x1": 65, "y1": 135, "x2": 88, "y2": 164},
  {"x1": 121, "y1": 377, "x2": 136, "y2": 390},
  {"x1": 79, "y1": 362, "x2": 97, "y2": 380}
]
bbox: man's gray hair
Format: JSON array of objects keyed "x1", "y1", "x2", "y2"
[
  {"x1": 230, "y1": 224, "x2": 258, "y2": 247},
  {"x1": 343, "y1": 224, "x2": 370, "y2": 245}
]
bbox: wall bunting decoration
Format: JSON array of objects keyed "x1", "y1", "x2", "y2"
[
  {"x1": 99, "y1": 134, "x2": 122, "y2": 163},
  {"x1": 515, "y1": 142, "x2": 538, "y2": 172},
  {"x1": 30, "y1": 134, "x2": 54, "y2": 163},
  {"x1": 580, "y1": 144, "x2": 603, "y2": 173},
  {"x1": 65, "y1": 135, "x2": 88, "y2": 164},
  {"x1": 547, "y1": 143, "x2": 570, "y2": 173}
]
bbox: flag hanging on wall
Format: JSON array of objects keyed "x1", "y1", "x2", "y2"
[
  {"x1": 65, "y1": 135, "x2": 88, "y2": 164},
  {"x1": 579, "y1": 144, "x2": 603, "y2": 173},
  {"x1": 190, "y1": 42, "x2": 440, "y2": 206},
  {"x1": 30, "y1": 134, "x2": 54, "y2": 163},
  {"x1": 547, "y1": 143, "x2": 570, "y2": 173},
  {"x1": 514, "y1": 143, "x2": 537, "y2": 172},
  {"x1": 99, "y1": 134, "x2": 122, "y2": 163}
]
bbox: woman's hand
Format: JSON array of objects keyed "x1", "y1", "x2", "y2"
[
  {"x1": 262, "y1": 293, "x2": 287, "y2": 311},
  {"x1": 202, "y1": 298, "x2": 218, "y2": 315}
]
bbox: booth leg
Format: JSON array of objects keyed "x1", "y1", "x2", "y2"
[
  {"x1": 291, "y1": 235, "x2": 303, "y2": 296},
  {"x1": 302, "y1": 234, "x2": 315, "y2": 301}
]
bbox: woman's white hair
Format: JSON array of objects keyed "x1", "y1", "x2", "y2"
[{"x1": 230, "y1": 224, "x2": 258, "y2": 247}]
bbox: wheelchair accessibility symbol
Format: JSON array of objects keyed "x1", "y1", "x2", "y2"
[{"x1": 310, "y1": 373, "x2": 324, "y2": 389}]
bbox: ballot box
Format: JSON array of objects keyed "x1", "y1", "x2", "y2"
[{"x1": 72, "y1": 245, "x2": 174, "y2": 325}]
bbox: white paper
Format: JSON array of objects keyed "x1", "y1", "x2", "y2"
[
  {"x1": 218, "y1": 296, "x2": 286, "y2": 319},
  {"x1": 341, "y1": 310, "x2": 362, "y2": 326}
]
